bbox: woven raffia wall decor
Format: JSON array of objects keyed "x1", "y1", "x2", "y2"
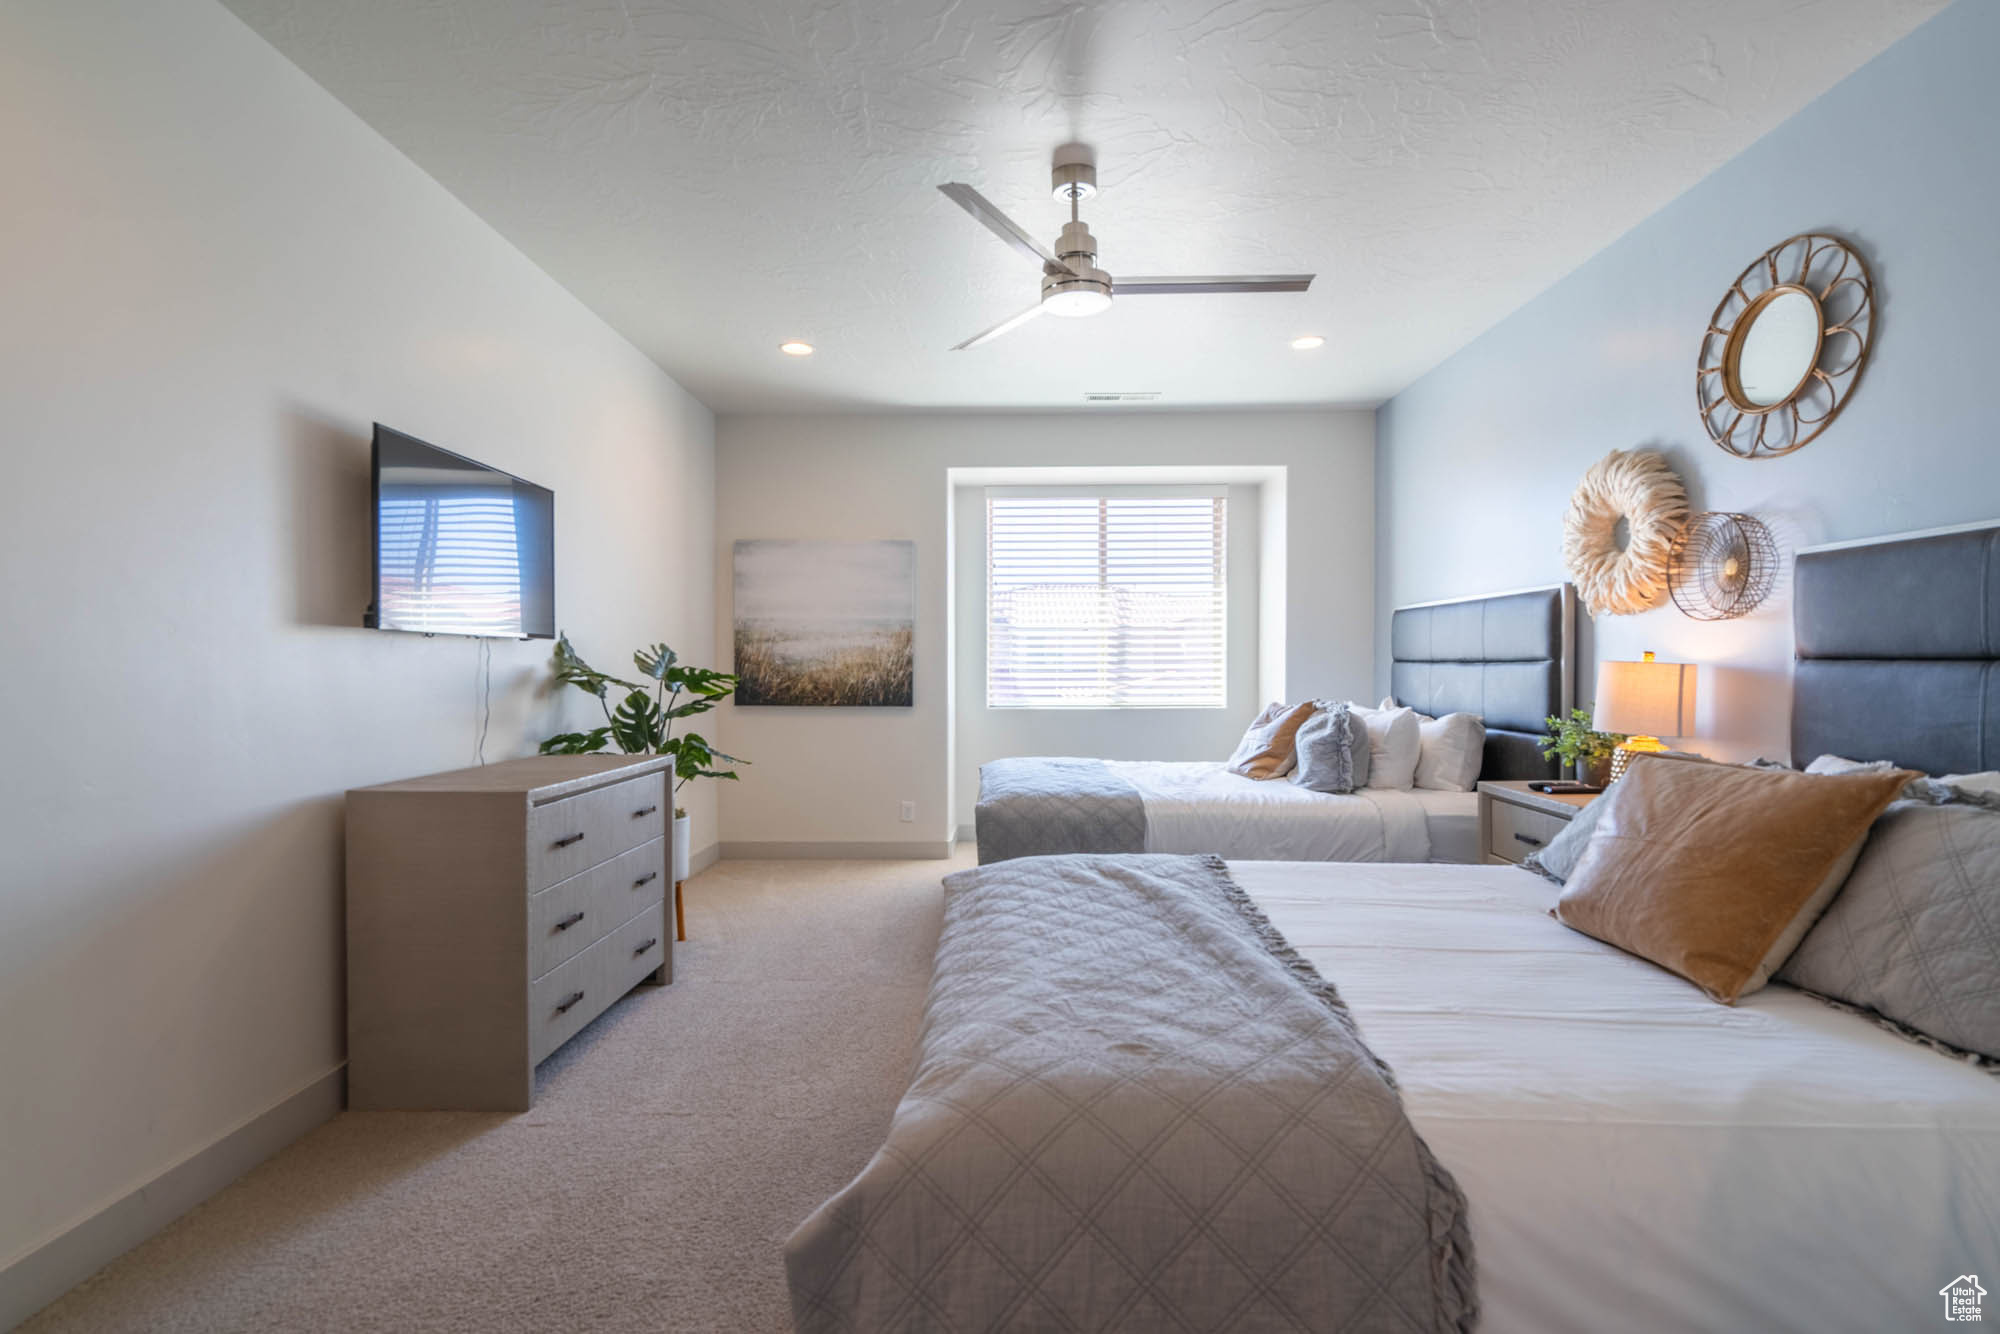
[{"x1": 1562, "y1": 450, "x2": 1690, "y2": 617}]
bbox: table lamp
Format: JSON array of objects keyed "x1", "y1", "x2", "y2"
[{"x1": 1593, "y1": 651, "x2": 1695, "y2": 783}]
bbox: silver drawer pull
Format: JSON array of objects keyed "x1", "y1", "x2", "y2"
[
  {"x1": 1513, "y1": 832, "x2": 1544, "y2": 847},
  {"x1": 633, "y1": 871, "x2": 658, "y2": 888},
  {"x1": 555, "y1": 990, "x2": 585, "y2": 1015},
  {"x1": 552, "y1": 832, "x2": 586, "y2": 849},
  {"x1": 633, "y1": 937, "x2": 659, "y2": 956},
  {"x1": 633, "y1": 804, "x2": 658, "y2": 818},
  {"x1": 554, "y1": 911, "x2": 585, "y2": 932}
]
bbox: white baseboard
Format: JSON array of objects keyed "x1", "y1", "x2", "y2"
[
  {"x1": 955, "y1": 823, "x2": 974, "y2": 844},
  {"x1": 689, "y1": 841, "x2": 720, "y2": 875},
  {"x1": 0, "y1": 1064, "x2": 345, "y2": 1330},
  {"x1": 718, "y1": 840, "x2": 955, "y2": 860}
]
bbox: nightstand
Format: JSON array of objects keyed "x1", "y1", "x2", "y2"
[{"x1": 1476, "y1": 780, "x2": 1598, "y2": 867}]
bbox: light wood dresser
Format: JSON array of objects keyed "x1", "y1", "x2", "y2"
[
  {"x1": 346, "y1": 754, "x2": 673, "y2": 1111},
  {"x1": 1475, "y1": 779, "x2": 1597, "y2": 867}
]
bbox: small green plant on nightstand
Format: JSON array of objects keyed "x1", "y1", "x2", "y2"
[{"x1": 1541, "y1": 708, "x2": 1626, "y2": 783}]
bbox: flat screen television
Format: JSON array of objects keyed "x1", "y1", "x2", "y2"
[{"x1": 368, "y1": 424, "x2": 555, "y2": 639}]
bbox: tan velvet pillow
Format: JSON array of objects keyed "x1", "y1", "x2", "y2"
[
  {"x1": 1225, "y1": 701, "x2": 1318, "y2": 780},
  {"x1": 1554, "y1": 758, "x2": 1916, "y2": 1003}
]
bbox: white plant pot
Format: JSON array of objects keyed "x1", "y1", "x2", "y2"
[{"x1": 672, "y1": 813, "x2": 692, "y2": 882}]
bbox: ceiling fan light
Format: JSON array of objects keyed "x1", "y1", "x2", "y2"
[{"x1": 1043, "y1": 287, "x2": 1112, "y2": 318}]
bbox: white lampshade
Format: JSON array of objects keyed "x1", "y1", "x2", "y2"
[{"x1": 1594, "y1": 652, "x2": 1694, "y2": 738}]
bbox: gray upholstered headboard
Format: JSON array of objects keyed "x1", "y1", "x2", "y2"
[
  {"x1": 1389, "y1": 584, "x2": 1577, "y2": 782},
  {"x1": 1793, "y1": 524, "x2": 1999, "y2": 775}
]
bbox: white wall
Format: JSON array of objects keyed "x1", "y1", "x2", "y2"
[
  {"x1": 0, "y1": 0, "x2": 714, "y2": 1277},
  {"x1": 715, "y1": 412, "x2": 1374, "y2": 850},
  {"x1": 950, "y1": 481, "x2": 1265, "y2": 830},
  {"x1": 1375, "y1": 0, "x2": 1998, "y2": 763}
]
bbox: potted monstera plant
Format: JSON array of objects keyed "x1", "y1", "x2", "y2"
[{"x1": 541, "y1": 635, "x2": 744, "y2": 882}]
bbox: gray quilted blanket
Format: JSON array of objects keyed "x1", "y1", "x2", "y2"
[
  {"x1": 785, "y1": 854, "x2": 1477, "y2": 1334},
  {"x1": 975, "y1": 757, "x2": 1146, "y2": 864}
]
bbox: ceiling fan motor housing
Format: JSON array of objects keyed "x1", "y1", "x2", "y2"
[
  {"x1": 1043, "y1": 218, "x2": 1113, "y2": 316},
  {"x1": 1050, "y1": 158, "x2": 1097, "y2": 201}
]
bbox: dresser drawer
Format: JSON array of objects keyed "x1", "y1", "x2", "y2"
[
  {"x1": 528, "y1": 905, "x2": 666, "y2": 1065},
  {"x1": 529, "y1": 839, "x2": 666, "y2": 979},
  {"x1": 607, "y1": 901, "x2": 668, "y2": 998},
  {"x1": 528, "y1": 774, "x2": 668, "y2": 890},
  {"x1": 530, "y1": 934, "x2": 607, "y2": 1065},
  {"x1": 528, "y1": 867, "x2": 602, "y2": 979},
  {"x1": 594, "y1": 837, "x2": 667, "y2": 935},
  {"x1": 1487, "y1": 799, "x2": 1570, "y2": 865}
]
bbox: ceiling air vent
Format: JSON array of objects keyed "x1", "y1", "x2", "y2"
[{"x1": 1083, "y1": 391, "x2": 1162, "y2": 403}]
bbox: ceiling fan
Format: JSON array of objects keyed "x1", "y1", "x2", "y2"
[{"x1": 937, "y1": 147, "x2": 1314, "y2": 350}]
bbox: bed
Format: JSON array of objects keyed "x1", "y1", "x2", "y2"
[
  {"x1": 1106, "y1": 760, "x2": 1475, "y2": 862},
  {"x1": 1239, "y1": 858, "x2": 1999, "y2": 1333},
  {"x1": 974, "y1": 585, "x2": 1574, "y2": 865},
  {"x1": 791, "y1": 526, "x2": 2000, "y2": 1333}
]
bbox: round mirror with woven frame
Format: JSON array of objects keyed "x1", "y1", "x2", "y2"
[{"x1": 1696, "y1": 234, "x2": 1873, "y2": 459}]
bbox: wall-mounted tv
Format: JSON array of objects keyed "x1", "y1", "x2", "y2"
[{"x1": 367, "y1": 424, "x2": 555, "y2": 639}]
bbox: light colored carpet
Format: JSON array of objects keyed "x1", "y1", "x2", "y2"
[{"x1": 24, "y1": 851, "x2": 968, "y2": 1333}]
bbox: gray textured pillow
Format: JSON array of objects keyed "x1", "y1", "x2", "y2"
[
  {"x1": 1522, "y1": 791, "x2": 1608, "y2": 883},
  {"x1": 1291, "y1": 703, "x2": 1369, "y2": 793},
  {"x1": 1778, "y1": 784, "x2": 2000, "y2": 1060}
]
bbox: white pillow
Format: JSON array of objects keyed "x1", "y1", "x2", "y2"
[
  {"x1": 1804, "y1": 753, "x2": 1900, "y2": 776},
  {"x1": 1414, "y1": 712, "x2": 1486, "y2": 791},
  {"x1": 1809, "y1": 756, "x2": 2000, "y2": 800},
  {"x1": 1381, "y1": 697, "x2": 1488, "y2": 792},
  {"x1": 1350, "y1": 702, "x2": 1420, "y2": 789}
]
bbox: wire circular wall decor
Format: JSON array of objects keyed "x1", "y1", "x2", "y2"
[
  {"x1": 1696, "y1": 233, "x2": 1874, "y2": 459},
  {"x1": 1668, "y1": 512, "x2": 1778, "y2": 621}
]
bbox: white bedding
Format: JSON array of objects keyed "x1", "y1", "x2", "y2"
[
  {"x1": 1104, "y1": 758, "x2": 1477, "y2": 862},
  {"x1": 1234, "y1": 858, "x2": 2000, "y2": 1334},
  {"x1": 1409, "y1": 787, "x2": 1480, "y2": 864}
]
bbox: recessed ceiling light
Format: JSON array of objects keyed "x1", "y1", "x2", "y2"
[
  {"x1": 779, "y1": 340, "x2": 815, "y2": 356},
  {"x1": 1290, "y1": 334, "x2": 1326, "y2": 351}
]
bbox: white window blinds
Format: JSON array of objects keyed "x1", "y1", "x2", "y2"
[{"x1": 986, "y1": 492, "x2": 1227, "y2": 709}]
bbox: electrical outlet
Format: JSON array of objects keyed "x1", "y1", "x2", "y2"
[{"x1": 899, "y1": 800, "x2": 916, "y2": 823}]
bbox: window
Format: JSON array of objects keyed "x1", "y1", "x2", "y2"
[{"x1": 986, "y1": 491, "x2": 1227, "y2": 708}]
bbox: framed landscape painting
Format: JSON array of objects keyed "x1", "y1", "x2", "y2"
[{"x1": 732, "y1": 539, "x2": 915, "y2": 707}]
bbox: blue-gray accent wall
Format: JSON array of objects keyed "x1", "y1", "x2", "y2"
[{"x1": 1375, "y1": 0, "x2": 1999, "y2": 763}]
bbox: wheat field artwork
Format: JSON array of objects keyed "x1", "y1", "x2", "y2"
[{"x1": 733, "y1": 539, "x2": 915, "y2": 707}]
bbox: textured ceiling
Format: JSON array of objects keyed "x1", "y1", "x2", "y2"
[{"x1": 223, "y1": 0, "x2": 1944, "y2": 413}]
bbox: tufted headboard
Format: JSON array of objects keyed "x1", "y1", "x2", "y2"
[
  {"x1": 1389, "y1": 585, "x2": 1577, "y2": 782},
  {"x1": 1793, "y1": 524, "x2": 2000, "y2": 775}
]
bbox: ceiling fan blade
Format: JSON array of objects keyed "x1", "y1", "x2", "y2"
[
  {"x1": 952, "y1": 302, "x2": 1046, "y2": 351},
  {"x1": 938, "y1": 183, "x2": 1074, "y2": 276},
  {"x1": 1116, "y1": 274, "x2": 1315, "y2": 295}
]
